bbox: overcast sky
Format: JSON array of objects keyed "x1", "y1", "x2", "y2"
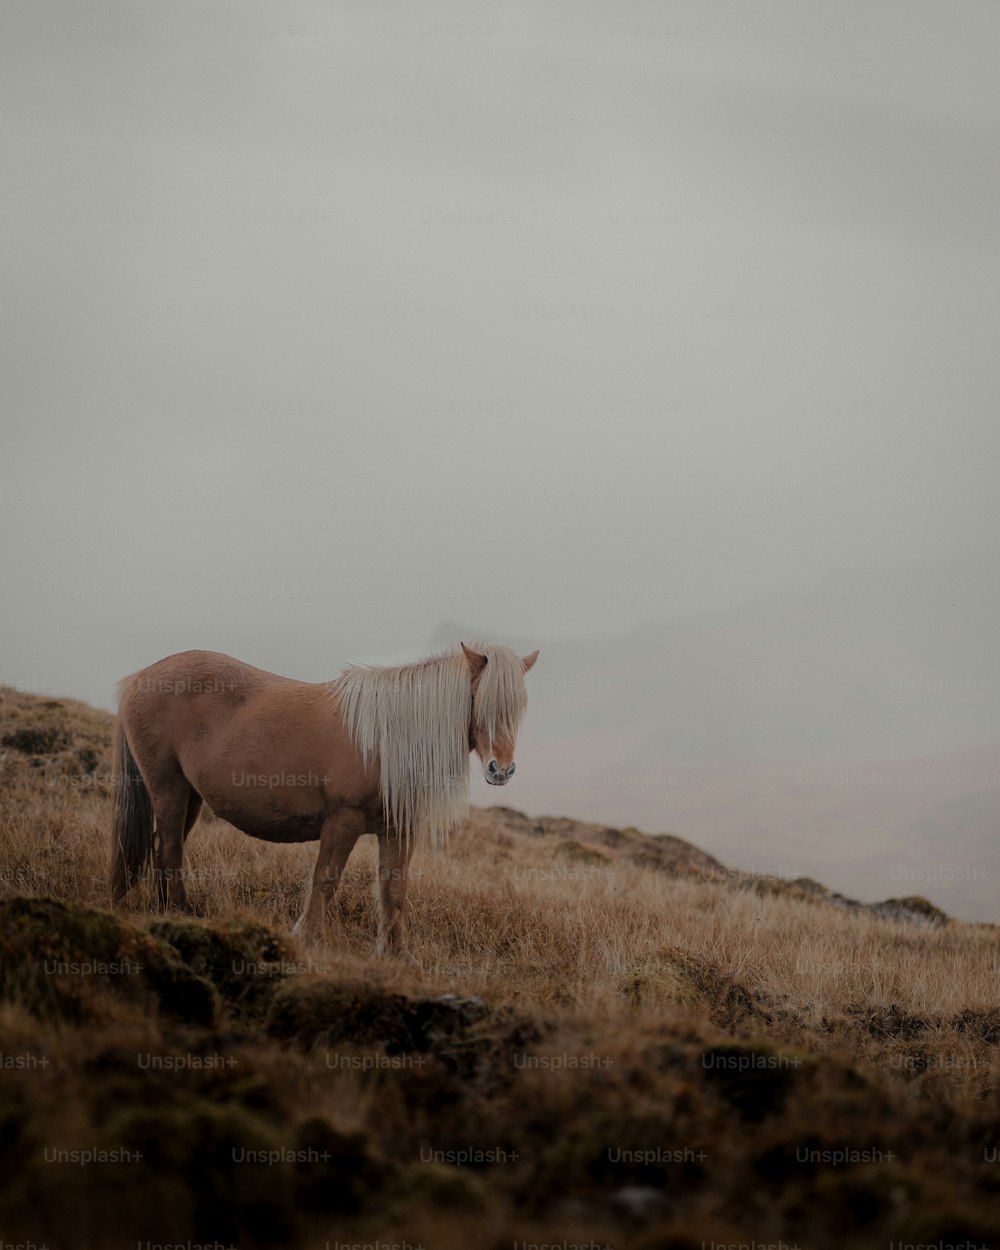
[{"x1": 3, "y1": 1, "x2": 998, "y2": 716}]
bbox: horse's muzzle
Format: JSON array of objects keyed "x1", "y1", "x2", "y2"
[{"x1": 485, "y1": 759, "x2": 515, "y2": 785}]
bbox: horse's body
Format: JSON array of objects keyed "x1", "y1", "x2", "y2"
[{"x1": 111, "y1": 643, "x2": 537, "y2": 954}]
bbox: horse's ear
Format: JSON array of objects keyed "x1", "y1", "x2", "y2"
[
  {"x1": 460, "y1": 642, "x2": 489, "y2": 678},
  {"x1": 521, "y1": 650, "x2": 539, "y2": 672}
]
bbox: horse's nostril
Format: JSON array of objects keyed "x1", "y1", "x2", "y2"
[
  {"x1": 487, "y1": 759, "x2": 499, "y2": 775},
  {"x1": 508, "y1": 762, "x2": 516, "y2": 777}
]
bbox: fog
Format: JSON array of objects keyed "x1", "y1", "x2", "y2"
[{"x1": 2, "y1": 1, "x2": 998, "y2": 916}]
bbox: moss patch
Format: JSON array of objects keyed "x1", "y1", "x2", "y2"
[
  {"x1": 0, "y1": 896, "x2": 218, "y2": 1026},
  {"x1": 150, "y1": 915, "x2": 295, "y2": 1020},
  {"x1": 1, "y1": 727, "x2": 71, "y2": 755},
  {"x1": 700, "y1": 1041, "x2": 812, "y2": 1122}
]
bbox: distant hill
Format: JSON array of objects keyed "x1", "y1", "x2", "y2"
[
  {"x1": 475, "y1": 805, "x2": 950, "y2": 929},
  {"x1": 433, "y1": 551, "x2": 1000, "y2": 921}
]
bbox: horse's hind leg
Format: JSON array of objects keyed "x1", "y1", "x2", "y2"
[
  {"x1": 150, "y1": 779, "x2": 197, "y2": 910},
  {"x1": 182, "y1": 791, "x2": 202, "y2": 840}
]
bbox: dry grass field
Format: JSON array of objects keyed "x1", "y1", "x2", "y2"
[{"x1": 1, "y1": 683, "x2": 999, "y2": 1248}]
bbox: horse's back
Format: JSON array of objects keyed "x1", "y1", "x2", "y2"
[
  {"x1": 120, "y1": 650, "x2": 297, "y2": 706},
  {"x1": 118, "y1": 650, "x2": 316, "y2": 762}
]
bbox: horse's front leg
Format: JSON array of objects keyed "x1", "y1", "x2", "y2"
[
  {"x1": 294, "y1": 806, "x2": 365, "y2": 940},
  {"x1": 376, "y1": 830, "x2": 416, "y2": 959}
]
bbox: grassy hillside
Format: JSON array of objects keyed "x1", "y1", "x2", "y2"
[{"x1": 1, "y1": 684, "x2": 999, "y2": 1248}]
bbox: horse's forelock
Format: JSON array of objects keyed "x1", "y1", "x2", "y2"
[{"x1": 469, "y1": 643, "x2": 528, "y2": 746}]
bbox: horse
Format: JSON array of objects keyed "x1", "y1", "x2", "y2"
[{"x1": 110, "y1": 642, "x2": 538, "y2": 955}]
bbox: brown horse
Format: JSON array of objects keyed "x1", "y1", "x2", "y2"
[{"x1": 111, "y1": 642, "x2": 538, "y2": 954}]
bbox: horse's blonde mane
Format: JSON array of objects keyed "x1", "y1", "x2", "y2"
[{"x1": 331, "y1": 643, "x2": 527, "y2": 844}]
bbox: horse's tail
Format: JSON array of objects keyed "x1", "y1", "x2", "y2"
[{"x1": 110, "y1": 717, "x2": 153, "y2": 901}]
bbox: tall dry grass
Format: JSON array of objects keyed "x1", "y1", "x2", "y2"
[{"x1": 2, "y1": 681, "x2": 998, "y2": 1071}]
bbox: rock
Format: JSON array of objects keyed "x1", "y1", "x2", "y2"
[{"x1": 609, "y1": 1184, "x2": 670, "y2": 1222}]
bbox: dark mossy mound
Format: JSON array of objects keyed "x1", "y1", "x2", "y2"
[
  {"x1": 5, "y1": 1088, "x2": 392, "y2": 1248},
  {"x1": 0, "y1": 896, "x2": 217, "y2": 1025},
  {"x1": 91, "y1": 1100, "x2": 297, "y2": 1244},
  {"x1": 268, "y1": 979, "x2": 450, "y2": 1051},
  {"x1": 150, "y1": 915, "x2": 296, "y2": 1020},
  {"x1": 699, "y1": 1041, "x2": 814, "y2": 1122},
  {"x1": 267, "y1": 980, "x2": 538, "y2": 1079}
]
